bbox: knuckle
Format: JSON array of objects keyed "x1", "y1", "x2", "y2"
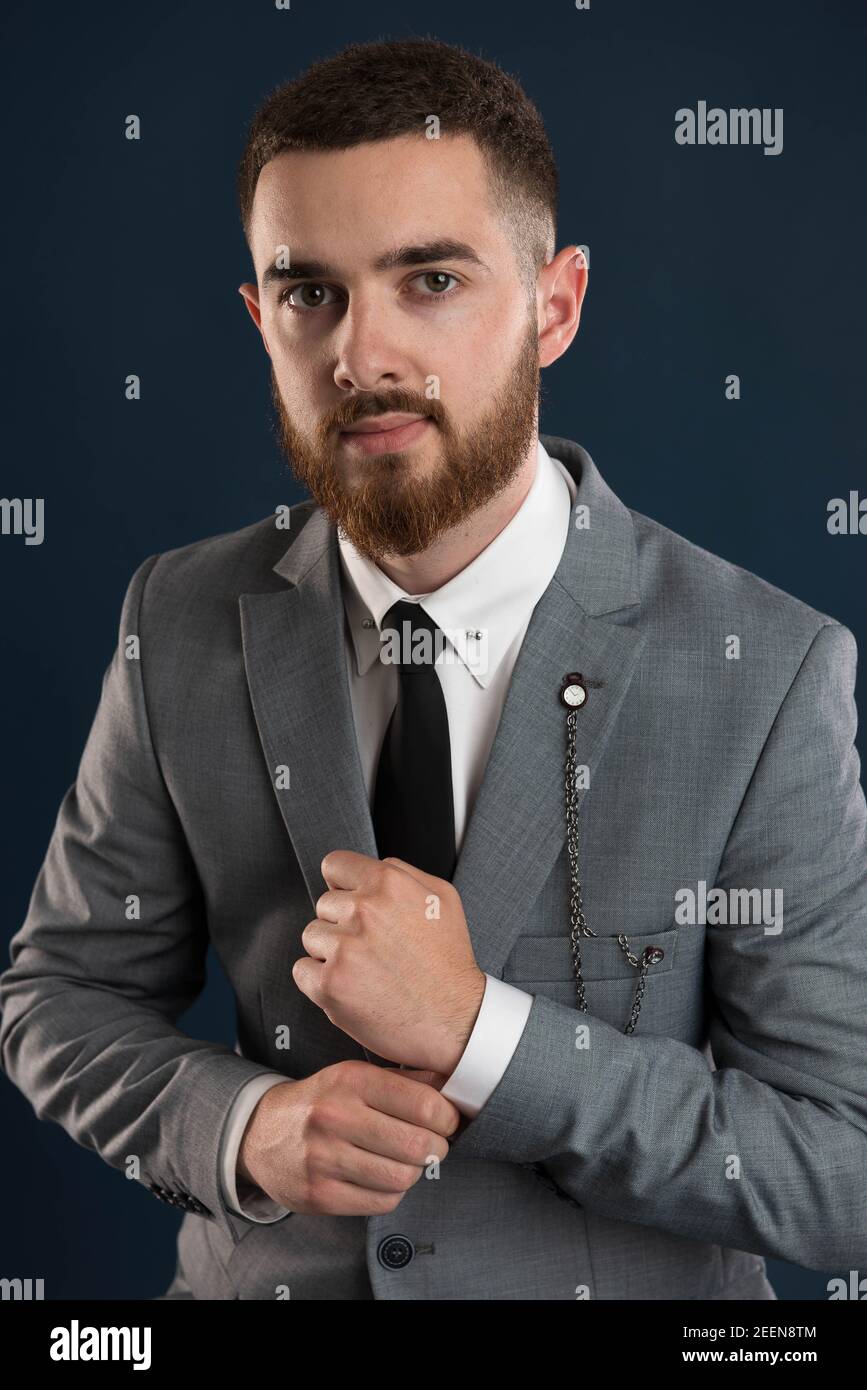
[
  {"x1": 376, "y1": 1158, "x2": 415, "y2": 1192},
  {"x1": 307, "y1": 1099, "x2": 338, "y2": 1137},
  {"x1": 353, "y1": 893, "x2": 375, "y2": 926},
  {"x1": 345, "y1": 895, "x2": 364, "y2": 923},
  {"x1": 416, "y1": 1094, "x2": 441, "y2": 1131},
  {"x1": 333, "y1": 1058, "x2": 365, "y2": 1086},
  {"x1": 305, "y1": 1136, "x2": 329, "y2": 1176},
  {"x1": 378, "y1": 863, "x2": 401, "y2": 892},
  {"x1": 405, "y1": 1128, "x2": 431, "y2": 1165},
  {"x1": 374, "y1": 1150, "x2": 413, "y2": 1186},
  {"x1": 397, "y1": 1164, "x2": 421, "y2": 1191},
  {"x1": 427, "y1": 1135, "x2": 449, "y2": 1163}
]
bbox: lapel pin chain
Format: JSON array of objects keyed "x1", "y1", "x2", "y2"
[
  {"x1": 519, "y1": 673, "x2": 665, "y2": 1211},
  {"x1": 559, "y1": 672, "x2": 664, "y2": 1035}
]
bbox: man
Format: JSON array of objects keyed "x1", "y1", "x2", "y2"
[{"x1": 2, "y1": 37, "x2": 866, "y2": 1301}]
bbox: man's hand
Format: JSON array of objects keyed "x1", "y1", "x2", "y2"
[
  {"x1": 237, "y1": 1061, "x2": 461, "y2": 1215},
  {"x1": 293, "y1": 851, "x2": 486, "y2": 1073}
]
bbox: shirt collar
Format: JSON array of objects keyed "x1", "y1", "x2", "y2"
[{"x1": 338, "y1": 439, "x2": 577, "y2": 689}]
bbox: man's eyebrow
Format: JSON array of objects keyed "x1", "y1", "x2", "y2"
[
  {"x1": 262, "y1": 258, "x2": 331, "y2": 287},
  {"x1": 372, "y1": 240, "x2": 489, "y2": 273},
  {"x1": 261, "y1": 239, "x2": 489, "y2": 289}
]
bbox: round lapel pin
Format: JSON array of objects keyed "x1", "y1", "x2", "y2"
[{"x1": 559, "y1": 671, "x2": 588, "y2": 708}]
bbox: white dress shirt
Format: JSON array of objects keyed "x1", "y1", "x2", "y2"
[{"x1": 220, "y1": 439, "x2": 578, "y2": 1221}]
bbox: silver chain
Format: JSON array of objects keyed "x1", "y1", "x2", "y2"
[
  {"x1": 565, "y1": 704, "x2": 663, "y2": 1034},
  {"x1": 521, "y1": 675, "x2": 665, "y2": 1209}
]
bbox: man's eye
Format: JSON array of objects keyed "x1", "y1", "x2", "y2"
[
  {"x1": 411, "y1": 271, "x2": 460, "y2": 297},
  {"x1": 281, "y1": 283, "x2": 340, "y2": 310},
  {"x1": 279, "y1": 272, "x2": 460, "y2": 311}
]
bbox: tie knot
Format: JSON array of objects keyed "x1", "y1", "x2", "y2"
[{"x1": 379, "y1": 600, "x2": 445, "y2": 672}]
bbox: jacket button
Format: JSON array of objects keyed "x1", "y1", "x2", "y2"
[{"x1": 377, "y1": 1234, "x2": 415, "y2": 1270}]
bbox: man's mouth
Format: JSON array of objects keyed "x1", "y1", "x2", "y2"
[{"x1": 339, "y1": 413, "x2": 433, "y2": 457}]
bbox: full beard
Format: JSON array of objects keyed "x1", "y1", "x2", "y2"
[{"x1": 270, "y1": 315, "x2": 541, "y2": 561}]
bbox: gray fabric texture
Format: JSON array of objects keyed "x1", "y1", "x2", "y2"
[{"x1": 3, "y1": 436, "x2": 865, "y2": 1300}]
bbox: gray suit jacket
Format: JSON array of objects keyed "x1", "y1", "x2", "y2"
[{"x1": 3, "y1": 436, "x2": 866, "y2": 1300}]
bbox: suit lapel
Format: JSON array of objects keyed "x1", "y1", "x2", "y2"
[
  {"x1": 240, "y1": 436, "x2": 646, "y2": 984},
  {"x1": 453, "y1": 436, "x2": 646, "y2": 974},
  {"x1": 240, "y1": 505, "x2": 378, "y2": 919}
]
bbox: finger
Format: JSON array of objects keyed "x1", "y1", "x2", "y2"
[
  {"x1": 325, "y1": 1136, "x2": 425, "y2": 1193},
  {"x1": 320, "y1": 849, "x2": 378, "y2": 890},
  {"x1": 297, "y1": 1176, "x2": 410, "y2": 1217},
  {"x1": 333, "y1": 1102, "x2": 450, "y2": 1168},
  {"x1": 362, "y1": 1067, "x2": 461, "y2": 1137},
  {"x1": 300, "y1": 920, "x2": 344, "y2": 961},
  {"x1": 313, "y1": 889, "x2": 355, "y2": 924},
  {"x1": 292, "y1": 955, "x2": 325, "y2": 1004},
  {"x1": 400, "y1": 1067, "x2": 448, "y2": 1090}
]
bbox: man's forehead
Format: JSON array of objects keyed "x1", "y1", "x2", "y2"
[{"x1": 250, "y1": 132, "x2": 502, "y2": 262}]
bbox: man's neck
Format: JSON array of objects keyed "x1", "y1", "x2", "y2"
[{"x1": 373, "y1": 442, "x2": 539, "y2": 595}]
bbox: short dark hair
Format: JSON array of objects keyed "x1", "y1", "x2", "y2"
[{"x1": 237, "y1": 37, "x2": 559, "y2": 286}]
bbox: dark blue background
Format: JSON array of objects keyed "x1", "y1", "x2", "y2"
[{"x1": 1, "y1": 0, "x2": 864, "y2": 1300}]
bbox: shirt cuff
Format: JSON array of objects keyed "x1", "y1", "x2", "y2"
[
  {"x1": 440, "y1": 975, "x2": 534, "y2": 1118},
  {"x1": 219, "y1": 1072, "x2": 295, "y2": 1222}
]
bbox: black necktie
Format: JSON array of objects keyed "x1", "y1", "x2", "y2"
[{"x1": 372, "y1": 600, "x2": 457, "y2": 881}]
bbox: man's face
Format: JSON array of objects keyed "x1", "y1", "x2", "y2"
[{"x1": 243, "y1": 133, "x2": 543, "y2": 561}]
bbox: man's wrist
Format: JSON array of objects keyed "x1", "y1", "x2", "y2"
[
  {"x1": 219, "y1": 1072, "x2": 293, "y2": 1222},
  {"x1": 430, "y1": 968, "x2": 487, "y2": 1074},
  {"x1": 440, "y1": 976, "x2": 534, "y2": 1118},
  {"x1": 238, "y1": 1079, "x2": 296, "y2": 1188}
]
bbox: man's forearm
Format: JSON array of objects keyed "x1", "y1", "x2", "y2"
[{"x1": 448, "y1": 990, "x2": 867, "y2": 1271}]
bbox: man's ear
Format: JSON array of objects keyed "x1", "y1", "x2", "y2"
[
  {"x1": 537, "y1": 245, "x2": 588, "y2": 370},
  {"x1": 238, "y1": 282, "x2": 272, "y2": 356}
]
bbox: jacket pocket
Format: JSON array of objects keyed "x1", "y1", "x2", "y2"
[{"x1": 503, "y1": 928, "x2": 678, "y2": 983}]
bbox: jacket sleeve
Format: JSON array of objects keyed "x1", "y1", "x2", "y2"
[
  {"x1": 0, "y1": 555, "x2": 281, "y2": 1246},
  {"x1": 449, "y1": 620, "x2": 867, "y2": 1271}
]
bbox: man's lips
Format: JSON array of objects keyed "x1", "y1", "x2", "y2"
[
  {"x1": 342, "y1": 412, "x2": 427, "y2": 434},
  {"x1": 338, "y1": 414, "x2": 433, "y2": 456}
]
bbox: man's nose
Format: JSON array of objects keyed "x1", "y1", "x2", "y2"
[{"x1": 332, "y1": 297, "x2": 410, "y2": 392}]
